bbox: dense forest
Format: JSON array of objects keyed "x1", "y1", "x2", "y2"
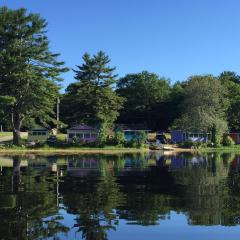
[
  {"x1": 0, "y1": 7, "x2": 240, "y2": 145},
  {"x1": 60, "y1": 51, "x2": 240, "y2": 134}
]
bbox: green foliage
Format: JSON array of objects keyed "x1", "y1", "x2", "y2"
[
  {"x1": 97, "y1": 123, "x2": 108, "y2": 147},
  {"x1": 219, "y1": 71, "x2": 240, "y2": 132},
  {"x1": 136, "y1": 130, "x2": 147, "y2": 146},
  {"x1": 116, "y1": 71, "x2": 171, "y2": 129},
  {"x1": 178, "y1": 140, "x2": 208, "y2": 149},
  {"x1": 172, "y1": 75, "x2": 228, "y2": 145},
  {"x1": 0, "y1": 7, "x2": 68, "y2": 145},
  {"x1": 61, "y1": 51, "x2": 125, "y2": 127},
  {"x1": 222, "y1": 136, "x2": 235, "y2": 147},
  {"x1": 125, "y1": 131, "x2": 147, "y2": 148},
  {"x1": 113, "y1": 131, "x2": 126, "y2": 146},
  {"x1": 211, "y1": 120, "x2": 228, "y2": 147}
]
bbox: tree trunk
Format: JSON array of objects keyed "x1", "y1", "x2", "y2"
[
  {"x1": 11, "y1": 110, "x2": 22, "y2": 146},
  {"x1": 13, "y1": 129, "x2": 21, "y2": 146},
  {"x1": 12, "y1": 156, "x2": 21, "y2": 193}
]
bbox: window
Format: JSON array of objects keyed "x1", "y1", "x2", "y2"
[
  {"x1": 76, "y1": 133, "x2": 83, "y2": 139},
  {"x1": 85, "y1": 133, "x2": 90, "y2": 138},
  {"x1": 69, "y1": 133, "x2": 74, "y2": 138},
  {"x1": 91, "y1": 133, "x2": 97, "y2": 138}
]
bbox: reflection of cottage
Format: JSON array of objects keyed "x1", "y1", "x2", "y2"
[
  {"x1": 28, "y1": 127, "x2": 49, "y2": 142},
  {"x1": 67, "y1": 124, "x2": 99, "y2": 143},
  {"x1": 171, "y1": 130, "x2": 210, "y2": 143},
  {"x1": 115, "y1": 124, "x2": 150, "y2": 142},
  {"x1": 228, "y1": 133, "x2": 240, "y2": 144}
]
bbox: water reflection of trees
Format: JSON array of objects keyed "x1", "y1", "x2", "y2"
[
  {"x1": 0, "y1": 156, "x2": 69, "y2": 240},
  {"x1": 1, "y1": 153, "x2": 240, "y2": 239},
  {"x1": 62, "y1": 174, "x2": 124, "y2": 240},
  {"x1": 171, "y1": 152, "x2": 240, "y2": 226},
  {"x1": 61, "y1": 152, "x2": 240, "y2": 239}
]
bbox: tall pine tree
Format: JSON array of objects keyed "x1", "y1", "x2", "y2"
[
  {"x1": 0, "y1": 7, "x2": 68, "y2": 145},
  {"x1": 62, "y1": 51, "x2": 124, "y2": 129}
]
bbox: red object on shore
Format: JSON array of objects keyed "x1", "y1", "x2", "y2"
[{"x1": 229, "y1": 133, "x2": 240, "y2": 144}]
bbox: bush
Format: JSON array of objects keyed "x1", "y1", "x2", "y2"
[
  {"x1": 125, "y1": 139, "x2": 139, "y2": 148},
  {"x1": 179, "y1": 140, "x2": 194, "y2": 148},
  {"x1": 135, "y1": 130, "x2": 147, "y2": 148},
  {"x1": 222, "y1": 136, "x2": 235, "y2": 147},
  {"x1": 96, "y1": 124, "x2": 108, "y2": 147},
  {"x1": 113, "y1": 131, "x2": 126, "y2": 146},
  {"x1": 179, "y1": 140, "x2": 208, "y2": 149}
]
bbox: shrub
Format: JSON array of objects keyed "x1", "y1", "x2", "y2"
[
  {"x1": 96, "y1": 124, "x2": 108, "y2": 147},
  {"x1": 222, "y1": 136, "x2": 235, "y2": 147},
  {"x1": 125, "y1": 139, "x2": 139, "y2": 148},
  {"x1": 179, "y1": 140, "x2": 194, "y2": 148},
  {"x1": 135, "y1": 130, "x2": 147, "y2": 147},
  {"x1": 179, "y1": 140, "x2": 208, "y2": 149},
  {"x1": 113, "y1": 131, "x2": 126, "y2": 146},
  {"x1": 71, "y1": 136, "x2": 78, "y2": 144}
]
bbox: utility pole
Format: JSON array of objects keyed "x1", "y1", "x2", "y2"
[{"x1": 56, "y1": 98, "x2": 60, "y2": 132}]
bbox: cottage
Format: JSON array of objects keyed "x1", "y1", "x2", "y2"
[
  {"x1": 171, "y1": 130, "x2": 210, "y2": 143},
  {"x1": 67, "y1": 124, "x2": 98, "y2": 143},
  {"x1": 229, "y1": 133, "x2": 240, "y2": 144},
  {"x1": 115, "y1": 124, "x2": 150, "y2": 142},
  {"x1": 28, "y1": 127, "x2": 49, "y2": 142}
]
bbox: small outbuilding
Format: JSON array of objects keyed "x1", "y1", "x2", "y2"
[
  {"x1": 28, "y1": 126, "x2": 49, "y2": 143},
  {"x1": 228, "y1": 133, "x2": 240, "y2": 144},
  {"x1": 67, "y1": 124, "x2": 99, "y2": 143},
  {"x1": 115, "y1": 124, "x2": 150, "y2": 142},
  {"x1": 171, "y1": 130, "x2": 210, "y2": 143}
]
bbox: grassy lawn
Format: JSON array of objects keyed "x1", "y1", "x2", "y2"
[
  {"x1": 0, "y1": 132, "x2": 149, "y2": 153},
  {"x1": 0, "y1": 132, "x2": 12, "y2": 138},
  {"x1": 200, "y1": 145, "x2": 240, "y2": 153},
  {"x1": 0, "y1": 147, "x2": 149, "y2": 154}
]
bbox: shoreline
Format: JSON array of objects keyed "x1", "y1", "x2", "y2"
[
  {"x1": 0, "y1": 147, "x2": 150, "y2": 155},
  {"x1": 0, "y1": 146, "x2": 240, "y2": 155}
]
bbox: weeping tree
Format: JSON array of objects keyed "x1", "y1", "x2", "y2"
[{"x1": 0, "y1": 7, "x2": 68, "y2": 145}]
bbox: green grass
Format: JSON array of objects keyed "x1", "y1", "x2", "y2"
[
  {"x1": 0, "y1": 132, "x2": 12, "y2": 138},
  {"x1": 0, "y1": 146, "x2": 149, "y2": 154},
  {"x1": 199, "y1": 145, "x2": 240, "y2": 153}
]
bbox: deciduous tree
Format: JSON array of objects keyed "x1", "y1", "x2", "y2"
[
  {"x1": 172, "y1": 75, "x2": 228, "y2": 145},
  {"x1": 116, "y1": 71, "x2": 171, "y2": 128}
]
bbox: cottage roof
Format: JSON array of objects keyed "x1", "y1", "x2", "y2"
[
  {"x1": 115, "y1": 124, "x2": 149, "y2": 131},
  {"x1": 69, "y1": 124, "x2": 97, "y2": 131},
  {"x1": 30, "y1": 126, "x2": 48, "y2": 131}
]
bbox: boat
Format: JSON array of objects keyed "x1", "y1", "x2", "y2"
[{"x1": 149, "y1": 144, "x2": 174, "y2": 151}]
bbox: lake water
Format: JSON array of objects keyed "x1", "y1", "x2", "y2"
[{"x1": 0, "y1": 152, "x2": 240, "y2": 240}]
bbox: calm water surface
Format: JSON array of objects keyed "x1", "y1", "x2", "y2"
[{"x1": 0, "y1": 152, "x2": 240, "y2": 240}]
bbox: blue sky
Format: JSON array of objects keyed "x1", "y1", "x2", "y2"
[{"x1": 2, "y1": 0, "x2": 240, "y2": 89}]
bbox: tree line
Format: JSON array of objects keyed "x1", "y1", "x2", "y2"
[{"x1": 0, "y1": 7, "x2": 240, "y2": 145}]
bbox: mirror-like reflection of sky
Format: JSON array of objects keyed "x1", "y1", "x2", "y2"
[{"x1": 0, "y1": 152, "x2": 240, "y2": 240}]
